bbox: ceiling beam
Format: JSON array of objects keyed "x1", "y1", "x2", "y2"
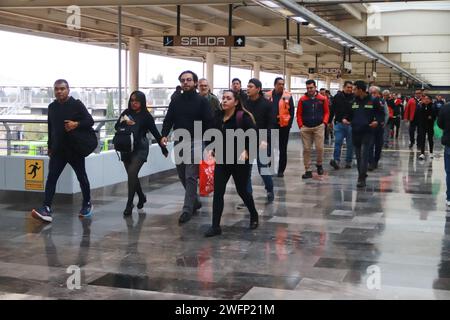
[{"x1": 339, "y1": 3, "x2": 362, "y2": 21}]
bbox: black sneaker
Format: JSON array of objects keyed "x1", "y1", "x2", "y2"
[
  {"x1": 123, "y1": 205, "x2": 134, "y2": 216},
  {"x1": 204, "y1": 226, "x2": 222, "y2": 237},
  {"x1": 178, "y1": 212, "x2": 191, "y2": 224},
  {"x1": 249, "y1": 219, "x2": 259, "y2": 230},
  {"x1": 317, "y1": 165, "x2": 324, "y2": 175},
  {"x1": 277, "y1": 172, "x2": 284, "y2": 177},
  {"x1": 345, "y1": 162, "x2": 352, "y2": 169},
  {"x1": 409, "y1": 143, "x2": 414, "y2": 149},
  {"x1": 330, "y1": 159, "x2": 339, "y2": 170},
  {"x1": 267, "y1": 191, "x2": 274, "y2": 203},
  {"x1": 302, "y1": 171, "x2": 313, "y2": 179},
  {"x1": 357, "y1": 178, "x2": 366, "y2": 188},
  {"x1": 31, "y1": 206, "x2": 53, "y2": 223}
]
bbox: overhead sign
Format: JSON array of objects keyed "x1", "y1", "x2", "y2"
[
  {"x1": 163, "y1": 35, "x2": 245, "y2": 47},
  {"x1": 317, "y1": 68, "x2": 341, "y2": 74},
  {"x1": 25, "y1": 159, "x2": 44, "y2": 191},
  {"x1": 344, "y1": 61, "x2": 353, "y2": 71},
  {"x1": 308, "y1": 68, "x2": 316, "y2": 74},
  {"x1": 283, "y1": 40, "x2": 303, "y2": 55}
]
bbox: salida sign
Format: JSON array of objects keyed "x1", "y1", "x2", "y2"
[{"x1": 163, "y1": 35, "x2": 245, "y2": 47}]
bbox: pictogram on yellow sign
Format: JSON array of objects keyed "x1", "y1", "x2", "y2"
[{"x1": 25, "y1": 159, "x2": 44, "y2": 190}]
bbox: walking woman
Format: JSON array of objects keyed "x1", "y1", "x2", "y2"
[
  {"x1": 115, "y1": 91, "x2": 168, "y2": 216},
  {"x1": 204, "y1": 90, "x2": 259, "y2": 237}
]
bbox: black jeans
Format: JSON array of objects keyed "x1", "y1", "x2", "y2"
[
  {"x1": 392, "y1": 117, "x2": 401, "y2": 138},
  {"x1": 368, "y1": 127, "x2": 384, "y2": 165},
  {"x1": 409, "y1": 122, "x2": 418, "y2": 146},
  {"x1": 123, "y1": 155, "x2": 145, "y2": 207},
  {"x1": 278, "y1": 126, "x2": 291, "y2": 175},
  {"x1": 44, "y1": 151, "x2": 91, "y2": 207},
  {"x1": 418, "y1": 125, "x2": 434, "y2": 154},
  {"x1": 353, "y1": 131, "x2": 374, "y2": 180},
  {"x1": 212, "y1": 164, "x2": 258, "y2": 228}
]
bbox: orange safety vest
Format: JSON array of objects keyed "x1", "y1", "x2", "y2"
[{"x1": 266, "y1": 90, "x2": 292, "y2": 127}]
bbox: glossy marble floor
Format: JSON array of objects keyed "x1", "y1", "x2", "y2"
[{"x1": 1, "y1": 127, "x2": 449, "y2": 300}]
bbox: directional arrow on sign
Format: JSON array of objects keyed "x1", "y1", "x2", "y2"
[
  {"x1": 234, "y1": 36, "x2": 245, "y2": 47},
  {"x1": 163, "y1": 36, "x2": 174, "y2": 46}
]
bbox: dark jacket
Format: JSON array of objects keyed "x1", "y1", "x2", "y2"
[
  {"x1": 296, "y1": 92, "x2": 330, "y2": 128},
  {"x1": 329, "y1": 91, "x2": 354, "y2": 124},
  {"x1": 344, "y1": 94, "x2": 385, "y2": 133},
  {"x1": 161, "y1": 90, "x2": 214, "y2": 139},
  {"x1": 211, "y1": 109, "x2": 257, "y2": 164},
  {"x1": 270, "y1": 90, "x2": 295, "y2": 128},
  {"x1": 245, "y1": 96, "x2": 275, "y2": 131},
  {"x1": 115, "y1": 109, "x2": 163, "y2": 162},
  {"x1": 47, "y1": 96, "x2": 94, "y2": 155},
  {"x1": 416, "y1": 102, "x2": 437, "y2": 129},
  {"x1": 437, "y1": 103, "x2": 450, "y2": 147}
]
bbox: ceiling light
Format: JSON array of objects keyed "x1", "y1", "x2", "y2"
[
  {"x1": 259, "y1": 0, "x2": 280, "y2": 8},
  {"x1": 292, "y1": 16, "x2": 307, "y2": 23}
]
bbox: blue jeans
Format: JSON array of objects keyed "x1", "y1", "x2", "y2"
[
  {"x1": 445, "y1": 146, "x2": 450, "y2": 201},
  {"x1": 333, "y1": 122, "x2": 353, "y2": 163},
  {"x1": 246, "y1": 158, "x2": 274, "y2": 195}
]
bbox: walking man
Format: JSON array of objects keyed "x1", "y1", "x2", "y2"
[
  {"x1": 31, "y1": 79, "x2": 94, "y2": 223},
  {"x1": 342, "y1": 80, "x2": 384, "y2": 188},
  {"x1": 266, "y1": 77, "x2": 295, "y2": 177},
  {"x1": 404, "y1": 89, "x2": 423, "y2": 149},
  {"x1": 329, "y1": 80, "x2": 354, "y2": 170},
  {"x1": 297, "y1": 80, "x2": 329, "y2": 179},
  {"x1": 161, "y1": 70, "x2": 214, "y2": 224}
]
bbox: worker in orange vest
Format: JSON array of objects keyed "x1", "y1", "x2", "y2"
[{"x1": 266, "y1": 77, "x2": 295, "y2": 177}]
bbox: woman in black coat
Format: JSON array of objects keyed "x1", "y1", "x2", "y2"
[
  {"x1": 115, "y1": 91, "x2": 168, "y2": 216},
  {"x1": 204, "y1": 90, "x2": 259, "y2": 237}
]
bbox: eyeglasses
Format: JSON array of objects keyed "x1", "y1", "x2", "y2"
[{"x1": 180, "y1": 78, "x2": 193, "y2": 83}]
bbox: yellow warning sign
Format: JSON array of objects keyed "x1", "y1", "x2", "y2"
[{"x1": 25, "y1": 159, "x2": 44, "y2": 191}]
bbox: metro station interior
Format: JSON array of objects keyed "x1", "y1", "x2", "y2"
[{"x1": 0, "y1": 0, "x2": 449, "y2": 301}]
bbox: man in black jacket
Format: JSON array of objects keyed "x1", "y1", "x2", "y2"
[
  {"x1": 244, "y1": 78, "x2": 275, "y2": 203},
  {"x1": 231, "y1": 78, "x2": 248, "y2": 102},
  {"x1": 161, "y1": 70, "x2": 214, "y2": 224},
  {"x1": 329, "y1": 81, "x2": 354, "y2": 170},
  {"x1": 31, "y1": 79, "x2": 94, "y2": 223},
  {"x1": 437, "y1": 102, "x2": 450, "y2": 206},
  {"x1": 417, "y1": 94, "x2": 438, "y2": 160},
  {"x1": 342, "y1": 80, "x2": 384, "y2": 188}
]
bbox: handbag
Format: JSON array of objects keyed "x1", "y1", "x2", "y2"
[
  {"x1": 68, "y1": 127, "x2": 98, "y2": 157},
  {"x1": 199, "y1": 157, "x2": 215, "y2": 196},
  {"x1": 112, "y1": 126, "x2": 135, "y2": 153}
]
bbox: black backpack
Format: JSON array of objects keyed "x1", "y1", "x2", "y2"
[
  {"x1": 68, "y1": 127, "x2": 98, "y2": 157},
  {"x1": 113, "y1": 126, "x2": 135, "y2": 153}
]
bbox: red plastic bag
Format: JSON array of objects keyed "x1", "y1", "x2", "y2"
[{"x1": 199, "y1": 159, "x2": 215, "y2": 196}]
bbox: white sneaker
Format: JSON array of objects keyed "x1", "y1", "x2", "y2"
[
  {"x1": 446, "y1": 200, "x2": 450, "y2": 207},
  {"x1": 419, "y1": 154, "x2": 425, "y2": 160},
  {"x1": 430, "y1": 153, "x2": 434, "y2": 159}
]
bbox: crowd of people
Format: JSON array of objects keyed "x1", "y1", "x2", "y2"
[{"x1": 31, "y1": 74, "x2": 449, "y2": 237}]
